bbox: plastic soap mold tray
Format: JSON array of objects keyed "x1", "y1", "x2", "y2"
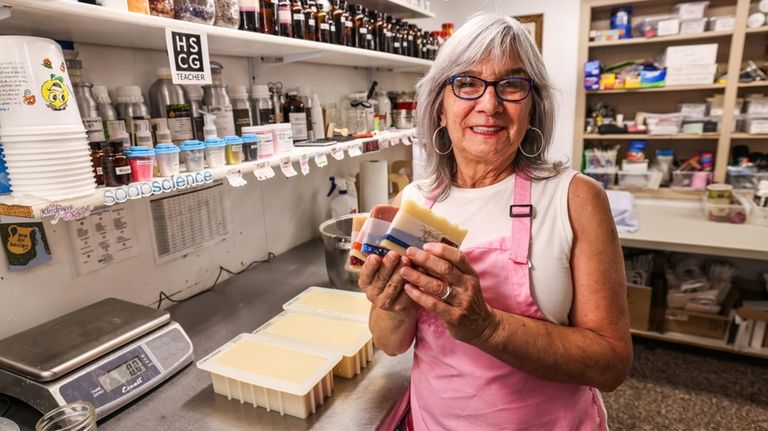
[
  {"x1": 282, "y1": 286, "x2": 372, "y2": 323},
  {"x1": 254, "y1": 311, "x2": 374, "y2": 379},
  {"x1": 196, "y1": 333, "x2": 341, "y2": 419}
]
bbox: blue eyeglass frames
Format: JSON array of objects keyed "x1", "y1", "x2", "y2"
[{"x1": 447, "y1": 75, "x2": 535, "y2": 102}]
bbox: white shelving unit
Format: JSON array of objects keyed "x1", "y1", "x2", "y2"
[
  {"x1": 357, "y1": 0, "x2": 436, "y2": 18},
  {"x1": 0, "y1": 0, "x2": 433, "y2": 71},
  {"x1": 0, "y1": 129, "x2": 416, "y2": 220}
]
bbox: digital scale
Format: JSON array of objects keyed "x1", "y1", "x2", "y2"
[{"x1": 0, "y1": 298, "x2": 193, "y2": 419}]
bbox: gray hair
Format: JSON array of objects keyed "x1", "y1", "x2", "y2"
[{"x1": 415, "y1": 13, "x2": 563, "y2": 200}]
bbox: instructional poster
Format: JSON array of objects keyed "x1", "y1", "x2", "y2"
[{"x1": 69, "y1": 206, "x2": 138, "y2": 275}]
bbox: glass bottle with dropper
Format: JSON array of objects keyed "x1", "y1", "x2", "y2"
[
  {"x1": 353, "y1": 4, "x2": 367, "y2": 49},
  {"x1": 303, "y1": 0, "x2": 316, "y2": 41},
  {"x1": 316, "y1": 3, "x2": 331, "y2": 43},
  {"x1": 291, "y1": 0, "x2": 305, "y2": 39}
]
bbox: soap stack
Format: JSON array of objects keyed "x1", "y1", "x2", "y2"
[
  {"x1": 348, "y1": 200, "x2": 469, "y2": 269},
  {"x1": 196, "y1": 287, "x2": 373, "y2": 420}
]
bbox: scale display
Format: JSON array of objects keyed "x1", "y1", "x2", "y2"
[{"x1": 97, "y1": 357, "x2": 146, "y2": 392}]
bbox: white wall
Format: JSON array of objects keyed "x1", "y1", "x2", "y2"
[
  {"x1": 0, "y1": 42, "x2": 417, "y2": 339},
  {"x1": 414, "y1": 0, "x2": 581, "y2": 165}
]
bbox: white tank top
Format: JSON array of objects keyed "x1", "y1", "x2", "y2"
[{"x1": 401, "y1": 169, "x2": 579, "y2": 325}]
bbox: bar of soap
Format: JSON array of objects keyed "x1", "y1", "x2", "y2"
[
  {"x1": 379, "y1": 199, "x2": 468, "y2": 255},
  {"x1": 361, "y1": 205, "x2": 398, "y2": 256},
  {"x1": 348, "y1": 215, "x2": 369, "y2": 267}
]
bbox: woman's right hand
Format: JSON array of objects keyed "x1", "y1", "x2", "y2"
[{"x1": 358, "y1": 250, "x2": 417, "y2": 314}]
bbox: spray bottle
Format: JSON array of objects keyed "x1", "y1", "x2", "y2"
[
  {"x1": 203, "y1": 112, "x2": 219, "y2": 140},
  {"x1": 327, "y1": 176, "x2": 358, "y2": 218}
]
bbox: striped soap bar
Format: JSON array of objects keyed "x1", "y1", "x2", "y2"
[
  {"x1": 361, "y1": 205, "x2": 398, "y2": 256},
  {"x1": 379, "y1": 199, "x2": 468, "y2": 255},
  {"x1": 348, "y1": 214, "x2": 369, "y2": 268}
]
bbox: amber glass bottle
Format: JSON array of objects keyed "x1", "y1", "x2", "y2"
[
  {"x1": 374, "y1": 11, "x2": 385, "y2": 52},
  {"x1": 353, "y1": 4, "x2": 366, "y2": 49},
  {"x1": 291, "y1": 0, "x2": 305, "y2": 39},
  {"x1": 277, "y1": 0, "x2": 292, "y2": 37},
  {"x1": 341, "y1": 1, "x2": 353, "y2": 47},
  {"x1": 303, "y1": 0, "x2": 316, "y2": 41},
  {"x1": 260, "y1": 0, "x2": 275, "y2": 34},
  {"x1": 316, "y1": 3, "x2": 331, "y2": 43}
]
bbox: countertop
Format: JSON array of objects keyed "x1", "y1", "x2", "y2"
[
  {"x1": 6, "y1": 239, "x2": 412, "y2": 430},
  {"x1": 618, "y1": 198, "x2": 768, "y2": 260}
]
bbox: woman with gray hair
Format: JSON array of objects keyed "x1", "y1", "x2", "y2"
[{"x1": 358, "y1": 13, "x2": 632, "y2": 430}]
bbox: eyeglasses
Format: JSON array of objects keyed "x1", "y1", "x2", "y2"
[{"x1": 447, "y1": 75, "x2": 535, "y2": 102}]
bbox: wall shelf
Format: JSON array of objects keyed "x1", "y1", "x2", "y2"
[
  {"x1": 583, "y1": 133, "x2": 720, "y2": 140},
  {"x1": 745, "y1": 26, "x2": 768, "y2": 34},
  {"x1": 587, "y1": 84, "x2": 726, "y2": 94},
  {"x1": 630, "y1": 329, "x2": 768, "y2": 360},
  {"x1": 738, "y1": 81, "x2": 768, "y2": 88},
  {"x1": 0, "y1": 129, "x2": 416, "y2": 220},
  {"x1": 0, "y1": 0, "x2": 433, "y2": 71},
  {"x1": 731, "y1": 133, "x2": 768, "y2": 139},
  {"x1": 587, "y1": 30, "x2": 733, "y2": 48},
  {"x1": 357, "y1": 0, "x2": 436, "y2": 19}
]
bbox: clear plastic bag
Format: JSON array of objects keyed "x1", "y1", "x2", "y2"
[
  {"x1": 175, "y1": 0, "x2": 215, "y2": 25},
  {"x1": 149, "y1": 0, "x2": 175, "y2": 18},
  {"x1": 214, "y1": 0, "x2": 241, "y2": 29}
]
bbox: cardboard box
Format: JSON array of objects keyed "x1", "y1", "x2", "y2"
[
  {"x1": 664, "y1": 309, "x2": 729, "y2": 339},
  {"x1": 627, "y1": 284, "x2": 652, "y2": 331},
  {"x1": 665, "y1": 44, "x2": 718, "y2": 66},
  {"x1": 674, "y1": 1, "x2": 709, "y2": 20},
  {"x1": 665, "y1": 64, "x2": 717, "y2": 86}
]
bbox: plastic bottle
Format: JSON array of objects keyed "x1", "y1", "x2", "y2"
[
  {"x1": 115, "y1": 85, "x2": 150, "y2": 146},
  {"x1": 92, "y1": 85, "x2": 125, "y2": 141},
  {"x1": 374, "y1": 90, "x2": 391, "y2": 129},
  {"x1": 202, "y1": 62, "x2": 236, "y2": 137},
  {"x1": 250, "y1": 84, "x2": 275, "y2": 125},
  {"x1": 227, "y1": 85, "x2": 253, "y2": 136},
  {"x1": 297, "y1": 86, "x2": 314, "y2": 140},
  {"x1": 328, "y1": 177, "x2": 358, "y2": 218},
  {"x1": 73, "y1": 82, "x2": 106, "y2": 143},
  {"x1": 303, "y1": 0, "x2": 317, "y2": 41},
  {"x1": 310, "y1": 93, "x2": 324, "y2": 139},
  {"x1": 184, "y1": 85, "x2": 206, "y2": 141},
  {"x1": 203, "y1": 112, "x2": 219, "y2": 140},
  {"x1": 149, "y1": 67, "x2": 194, "y2": 144}
]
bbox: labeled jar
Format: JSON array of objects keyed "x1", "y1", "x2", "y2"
[
  {"x1": 180, "y1": 140, "x2": 206, "y2": 172},
  {"x1": 102, "y1": 141, "x2": 132, "y2": 187},
  {"x1": 224, "y1": 135, "x2": 244, "y2": 165},
  {"x1": 214, "y1": 0, "x2": 241, "y2": 28},
  {"x1": 241, "y1": 125, "x2": 275, "y2": 159},
  {"x1": 241, "y1": 133, "x2": 261, "y2": 161},
  {"x1": 125, "y1": 146, "x2": 156, "y2": 182},
  {"x1": 89, "y1": 141, "x2": 105, "y2": 185},
  {"x1": 155, "y1": 143, "x2": 181, "y2": 177},
  {"x1": 204, "y1": 137, "x2": 227, "y2": 168},
  {"x1": 175, "y1": 0, "x2": 215, "y2": 25}
]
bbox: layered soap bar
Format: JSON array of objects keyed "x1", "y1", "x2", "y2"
[
  {"x1": 361, "y1": 205, "x2": 398, "y2": 256},
  {"x1": 348, "y1": 214, "x2": 369, "y2": 268},
  {"x1": 379, "y1": 199, "x2": 468, "y2": 255}
]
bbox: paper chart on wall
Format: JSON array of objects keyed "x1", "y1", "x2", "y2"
[{"x1": 69, "y1": 206, "x2": 138, "y2": 275}]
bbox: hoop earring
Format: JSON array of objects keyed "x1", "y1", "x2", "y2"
[
  {"x1": 520, "y1": 126, "x2": 544, "y2": 158},
  {"x1": 432, "y1": 126, "x2": 453, "y2": 155}
]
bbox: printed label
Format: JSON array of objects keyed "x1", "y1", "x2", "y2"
[
  {"x1": 300, "y1": 154, "x2": 310, "y2": 175},
  {"x1": 232, "y1": 108, "x2": 251, "y2": 136},
  {"x1": 348, "y1": 143, "x2": 363, "y2": 157},
  {"x1": 166, "y1": 103, "x2": 193, "y2": 141},
  {"x1": 280, "y1": 157, "x2": 298, "y2": 177},
  {"x1": 345, "y1": 21, "x2": 353, "y2": 27},
  {"x1": 239, "y1": 0, "x2": 259, "y2": 10},
  {"x1": 106, "y1": 120, "x2": 127, "y2": 139},
  {"x1": 96, "y1": 167, "x2": 104, "y2": 175},
  {"x1": 288, "y1": 112, "x2": 308, "y2": 141},
  {"x1": 257, "y1": 107, "x2": 276, "y2": 125},
  {"x1": 331, "y1": 147, "x2": 344, "y2": 160},
  {"x1": 320, "y1": 23, "x2": 330, "y2": 30},
  {"x1": 254, "y1": 163, "x2": 267, "y2": 181},
  {"x1": 103, "y1": 171, "x2": 214, "y2": 206},
  {"x1": 115, "y1": 166, "x2": 132, "y2": 175},
  {"x1": 206, "y1": 104, "x2": 236, "y2": 137},
  {"x1": 225, "y1": 169, "x2": 247, "y2": 187},
  {"x1": 360, "y1": 27, "x2": 368, "y2": 34},
  {"x1": 278, "y1": 8, "x2": 291, "y2": 24},
  {"x1": 165, "y1": 29, "x2": 212, "y2": 85},
  {"x1": 257, "y1": 133, "x2": 274, "y2": 158},
  {"x1": 83, "y1": 117, "x2": 106, "y2": 142},
  {"x1": 314, "y1": 151, "x2": 328, "y2": 167},
  {"x1": 308, "y1": 19, "x2": 316, "y2": 26},
  {"x1": 293, "y1": 13, "x2": 304, "y2": 20},
  {"x1": 394, "y1": 42, "x2": 401, "y2": 48}
]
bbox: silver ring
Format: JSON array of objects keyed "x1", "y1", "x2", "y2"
[{"x1": 439, "y1": 285, "x2": 452, "y2": 301}]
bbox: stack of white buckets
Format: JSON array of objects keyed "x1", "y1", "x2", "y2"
[{"x1": 0, "y1": 36, "x2": 96, "y2": 200}]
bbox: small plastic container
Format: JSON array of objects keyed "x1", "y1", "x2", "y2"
[
  {"x1": 180, "y1": 140, "x2": 205, "y2": 172},
  {"x1": 224, "y1": 135, "x2": 243, "y2": 165},
  {"x1": 174, "y1": 0, "x2": 215, "y2": 25},
  {"x1": 643, "y1": 112, "x2": 684, "y2": 135},
  {"x1": 671, "y1": 171, "x2": 713, "y2": 190},
  {"x1": 36, "y1": 400, "x2": 96, "y2": 431},
  {"x1": 749, "y1": 199, "x2": 768, "y2": 226},
  {"x1": 703, "y1": 194, "x2": 750, "y2": 224},
  {"x1": 617, "y1": 171, "x2": 662, "y2": 190},
  {"x1": 253, "y1": 311, "x2": 374, "y2": 379},
  {"x1": 282, "y1": 286, "x2": 372, "y2": 323},
  {"x1": 241, "y1": 134, "x2": 261, "y2": 161},
  {"x1": 196, "y1": 333, "x2": 341, "y2": 419},
  {"x1": 242, "y1": 125, "x2": 275, "y2": 160},
  {"x1": 271, "y1": 123, "x2": 294, "y2": 155},
  {"x1": 583, "y1": 168, "x2": 617, "y2": 188},
  {"x1": 124, "y1": 146, "x2": 156, "y2": 182},
  {"x1": 204, "y1": 138, "x2": 227, "y2": 168},
  {"x1": 155, "y1": 143, "x2": 181, "y2": 177}
]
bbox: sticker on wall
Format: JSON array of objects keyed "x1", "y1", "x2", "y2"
[
  {"x1": 0, "y1": 222, "x2": 52, "y2": 272},
  {"x1": 314, "y1": 151, "x2": 328, "y2": 168}
]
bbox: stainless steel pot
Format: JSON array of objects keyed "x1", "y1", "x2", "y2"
[{"x1": 318, "y1": 213, "x2": 368, "y2": 291}]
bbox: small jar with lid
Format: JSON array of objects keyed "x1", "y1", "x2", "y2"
[
  {"x1": 102, "y1": 141, "x2": 132, "y2": 187},
  {"x1": 150, "y1": 0, "x2": 175, "y2": 17},
  {"x1": 214, "y1": 0, "x2": 241, "y2": 28},
  {"x1": 155, "y1": 143, "x2": 181, "y2": 177},
  {"x1": 204, "y1": 137, "x2": 227, "y2": 168},
  {"x1": 175, "y1": 0, "x2": 215, "y2": 25},
  {"x1": 180, "y1": 140, "x2": 206, "y2": 172},
  {"x1": 241, "y1": 133, "x2": 261, "y2": 161},
  {"x1": 124, "y1": 146, "x2": 156, "y2": 182},
  {"x1": 89, "y1": 142, "x2": 105, "y2": 185},
  {"x1": 224, "y1": 135, "x2": 244, "y2": 165}
]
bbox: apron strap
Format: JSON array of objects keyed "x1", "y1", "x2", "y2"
[{"x1": 510, "y1": 172, "x2": 532, "y2": 264}]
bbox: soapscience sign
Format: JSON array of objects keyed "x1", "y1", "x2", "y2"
[{"x1": 103, "y1": 171, "x2": 214, "y2": 206}]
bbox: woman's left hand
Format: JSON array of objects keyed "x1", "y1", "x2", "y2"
[{"x1": 400, "y1": 243, "x2": 500, "y2": 345}]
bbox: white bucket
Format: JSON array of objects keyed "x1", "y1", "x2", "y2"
[{"x1": 0, "y1": 36, "x2": 83, "y2": 133}]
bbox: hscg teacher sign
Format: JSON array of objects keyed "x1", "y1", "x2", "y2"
[{"x1": 165, "y1": 28, "x2": 212, "y2": 85}]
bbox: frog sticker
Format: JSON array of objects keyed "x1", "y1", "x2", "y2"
[
  {"x1": 22, "y1": 89, "x2": 36, "y2": 105},
  {"x1": 40, "y1": 74, "x2": 71, "y2": 111},
  {"x1": 42, "y1": 58, "x2": 52, "y2": 69}
]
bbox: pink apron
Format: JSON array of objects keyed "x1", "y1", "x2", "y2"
[{"x1": 380, "y1": 172, "x2": 607, "y2": 431}]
